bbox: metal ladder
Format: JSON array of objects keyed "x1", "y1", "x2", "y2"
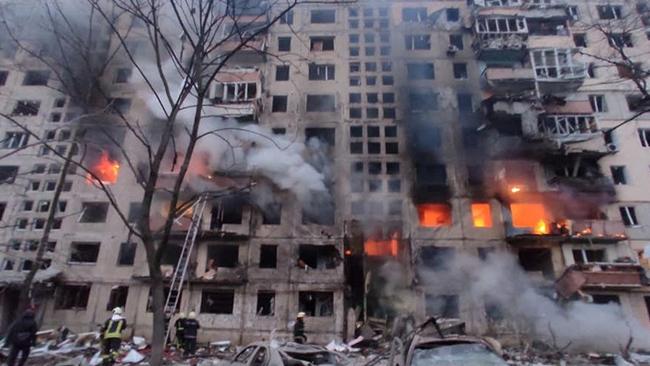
[{"x1": 163, "y1": 194, "x2": 208, "y2": 343}]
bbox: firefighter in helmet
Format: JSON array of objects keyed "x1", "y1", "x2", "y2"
[
  {"x1": 174, "y1": 312, "x2": 186, "y2": 350},
  {"x1": 100, "y1": 307, "x2": 127, "y2": 360}
]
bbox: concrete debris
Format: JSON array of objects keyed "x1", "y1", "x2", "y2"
[{"x1": 122, "y1": 349, "x2": 146, "y2": 363}]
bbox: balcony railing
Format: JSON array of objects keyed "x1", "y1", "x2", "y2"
[
  {"x1": 537, "y1": 115, "x2": 598, "y2": 142},
  {"x1": 556, "y1": 263, "x2": 646, "y2": 298},
  {"x1": 568, "y1": 219, "x2": 627, "y2": 240}
]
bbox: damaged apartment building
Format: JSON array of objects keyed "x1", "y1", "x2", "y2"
[{"x1": 1, "y1": 0, "x2": 650, "y2": 346}]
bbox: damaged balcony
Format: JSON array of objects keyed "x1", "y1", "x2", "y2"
[
  {"x1": 556, "y1": 263, "x2": 648, "y2": 299},
  {"x1": 537, "y1": 101, "x2": 598, "y2": 143},
  {"x1": 545, "y1": 153, "x2": 616, "y2": 198},
  {"x1": 193, "y1": 244, "x2": 248, "y2": 285},
  {"x1": 206, "y1": 69, "x2": 262, "y2": 120},
  {"x1": 531, "y1": 48, "x2": 586, "y2": 94},
  {"x1": 292, "y1": 244, "x2": 344, "y2": 284},
  {"x1": 473, "y1": 10, "x2": 528, "y2": 63}
]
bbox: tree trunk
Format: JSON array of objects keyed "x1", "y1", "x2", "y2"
[
  {"x1": 18, "y1": 147, "x2": 75, "y2": 313},
  {"x1": 149, "y1": 265, "x2": 166, "y2": 366}
]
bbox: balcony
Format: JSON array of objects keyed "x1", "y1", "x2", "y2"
[
  {"x1": 192, "y1": 265, "x2": 248, "y2": 285},
  {"x1": 474, "y1": 14, "x2": 528, "y2": 63},
  {"x1": 537, "y1": 114, "x2": 598, "y2": 143},
  {"x1": 206, "y1": 69, "x2": 262, "y2": 119},
  {"x1": 483, "y1": 67, "x2": 535, "y2": 93},
  {"x1": 566, "y1": 219, "x2": 627, "y2": 242},
  {"x1": 531, "y1": 48, "x2": 586, "y2": 93},
  {"x1": 556, "y1": 263, "x2": 647, "y2": 299}
]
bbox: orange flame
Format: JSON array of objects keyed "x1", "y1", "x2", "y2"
[
  {"x1": 534, "y1": 219, "x2": 549, "y2": 234},
  {"x1": 471, "y1": 203, "x2": 492, "y2": 228},
  {"x1": 86, "y1": 152, "x2": 120, "y2": 184},
  {"x1": 364, "y1": 233, "x2": 399, "y2": 257},
  {"x1": 417, "y1": 204, "x2": 452, "y2": 227},
  {"x1": 510, "y1": 186, "x2": 522, "y2": 193}
]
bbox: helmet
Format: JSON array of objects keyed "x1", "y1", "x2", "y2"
[
  {"x1": 112, "y1": 307, "x2": 123, "y2": 315},
  {"x1": 179, "y1": 312, "x2": 186, "y2": 318},
  {"x1": 188, "y1": 311, "x2": 196, "y2": 319},
  {"x1": 297, "y1": 312, "x2": 306, "y2": 318}
]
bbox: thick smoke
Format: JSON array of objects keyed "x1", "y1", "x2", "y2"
[{"x1": 419, "y1": 252, "x2": 650, "y2": 352}]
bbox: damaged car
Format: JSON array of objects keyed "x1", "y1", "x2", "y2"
[{"x1": 222, "y1": 342, "x2": 349, "y2": 366}]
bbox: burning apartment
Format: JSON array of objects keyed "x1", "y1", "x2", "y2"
[{"x1": 1, "y1": 0, "x2": 650, "y2": 349}]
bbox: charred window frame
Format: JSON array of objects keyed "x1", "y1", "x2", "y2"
[
  {"x1": 211, "y1": 198, "x2": 244, "y2": 228},
  {"x1": 117, "y1": 242, "x2": 137, "y2": 266},
  {"x1": 22, "y1": 70, "x2": 50, "y2": 86},
  {"x1": 256, "y1": 291, "x2": 275, "y2": 316},
  {"x1": 200, "y1": 290, "x2": 235, "y2": 314},
  {"x1": 79, "y1": 202, "x2": 109, "y2": 223},
  {"x1": 306, "y1": 95, "x2": 336, "y2": 112},
  {"x1": 0, "y1": 166, "x2": 19, "y2": 183},
  {"x1": 311, "y1": 9, "x2": 335, "y2": 24},
  {"x1": 298, "y1": 291, "x2": 333, "y2": 317},
  {"x1": 259, "y1": 245, "x2": 277, "y2": 268},
  {"x1": 207, "y1": 244, "x2": 239, "y2": 268},
  {"x1": 298, "y1": 245, "x2": 340, "y2": 270},
  {"x1": 55, "y1": 284, "x2": 91, "y2": 310},
  {"x1": 106, "y1": 286, "x2": 128, "y2": 310},
  {"x1": 310, "y1": 36, "x2": 335, "y2": 51},
  {"x1": 518, "y1": 248, "x2": 554, "y2": 279},
  {"x1": 69, "y1": 242, "x2": 101, "y2": 264}
]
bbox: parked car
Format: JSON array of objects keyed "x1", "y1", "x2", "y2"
[{"x1": 220, "y1": 341, "x2": 349, "y2": 366}]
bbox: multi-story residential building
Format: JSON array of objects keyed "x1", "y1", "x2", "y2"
[{"x1": 1, "y1": 0, "x2": 650, "y2": 346}]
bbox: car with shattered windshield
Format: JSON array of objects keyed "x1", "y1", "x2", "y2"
[
  {"x1": 405, "y1": 335, "x2": 507, "y2": 366},
  {"x1": 221, "y1": 341, "x2": 349, "y2": 366}
]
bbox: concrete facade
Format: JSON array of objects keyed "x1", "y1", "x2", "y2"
[{"x1": 0, "y1": 0, "x2": 650, "y2": 346}]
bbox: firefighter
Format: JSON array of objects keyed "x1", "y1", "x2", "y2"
[
  {"x1": 5, "y1": 309, "x2": 38, "y2": 366},
  {"x1": 100, "y1": 307, "x2": 127, "y2": 360},
  {"x1": 293, "y1": 312, "x2": 306, "y2": 344},
  {"x1": 182, "y1": 311, "x2": 200, "y2": 356},
  {"x1": 174, "y1": 312, "x2": 186, "y2": 350}
]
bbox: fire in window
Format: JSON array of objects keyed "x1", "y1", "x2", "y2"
[
  {"x1": 298, "y1": 291, "x2": 333, "y2": 317},
  {"x1": 364, "y1": 232, "x2": 399, "y2": 256},
  {"x1": 417, "y1": 204, "x2": 452, "y2": 227},
  {"x1": 86, "y1": 151, "x2": 120, "y2": 184},
  {"x1": 510, "y1": 203, "x2": 550, "y2": 234},
  {"x1": 471, "y1": 203, "x2": 492, "y2": 228}
]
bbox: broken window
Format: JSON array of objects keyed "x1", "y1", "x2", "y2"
[
  {"x1": 471, "y1": 203, "x2": 492, "y2": 228},
  {"x1": 215, "y1": 82, "x2": 257, "y2": 103},
  {"x1": 211, "y1": 199, "x2": 243, "y2": 228},
  {"x1": 620, "y1": 206, "x2": 639, "y2": 226},
  {"x1": 200, "y1": 290, "x2": 234, "y2": 314},
  {"x1": 106, "y1": 286, "x2": 128, "y2": 310},
  {"x1": 510, "y1": 203, "x2": 550, "y2": 233},
  {"x1": 79, "y1": 202, "x2": 109, "y2": 223},
  {"x1": 573, "y1": 33, "x2": 587, "y2": 47},
  {"x1": 305, "y1": 127, "x2": 335, "y2": 147},
  {"x1": 449, "y1": 34, "x2": 463, "y2": 50},
  {"x1": 425, "y1": 294, "x2": 459, "y2": 318},
  {"x1": 597, "y1": 5, "x2": 622, "y2": 19},
  {"x1": 2, "y1": 132, "x2": 28, "y2": 149},
  {"x1": 416, "y1": 163, "x2": 447, "y2": 185},
  {"x1": 639, "y1": 129, "x2": 650, "y2": 147},
  {"x1": 475, "y1": 16, "x2": 527, "y2": 34},
  {"x1": 310, "y1": 36, "x2": 334, "y2": 51},
  {"x1": 262, "y1": 203, "x2": 281, "y2": 225},
  {"x1": 405, "y1": 35, "x2": 431, "y2": 50},
  {"x1": 207, "y1": 244, "x2": 239, "y2": 268},
  {"x1": 402, "y1": 7, "x2": 427, "y2": 22},
  {"x1": 532, "y1": 49, "x2": 585, "y2": 80},
  {"x1": 280, "y1": 10, "x2": 293, "y2": 24},
  {"x1": 420, "y1": 247, "x2": 455, "y2": 270},
  {"x1": 409, "y1": 91, "x2": 438, "y2": 112},
  {"x1": 572, "y1": 249, "x2": 605, "y2": 264},
  {"x1": 55, "y1": 285, "x2": 91, "y2": 310},
  {"x1": 518, "y1": 248, "x2": 554, "y2": 279},
  {"x1": 256, "y1": 291, "x2": 275, "y2": 316},
  {"x1": 611, "y1": 166, "x2": 627, "y2": 185},
  {"x1": 117, "y1": 242, "x2": 136, "y2": 266},
  {"x1": 608, "y1": 33, "x2": 633, "y2": 48},
  {"x1": 311, "y1": 9, "x2": 335, "y2": 23},
  {"x1": 23, "y1": 70, "x2": 50, "y2": 86},
  {"x1": 308, "y1": 64, "x2": 335, "y2": 80},
  {"x1": 589, "y1": 95, "x2": 607, "y2": 112},
  {"x1": 259, "y1": 245, "x2": 277, "y2": 268},
  {"x1": 453, "y1": 63, "x2": 468, "y2": 79},
  {"x1": 418, "y1": 204, "x2": 452, "y2": 227},
  {"x1": 69, "y1": 242, "x2": 100, "y2": 263},
  {"x1": 306, "y1": 95, "x2": 336, "y2": 112},
  {"x1": 407, "y1": 63, "x2": 435, "y2": 80},
  {"x1": 446, "y1": 8, "x2": 459, "y2": 22},
  {"x1": 298, "y1": 245, "x2": 340, "y2": 269},
  {"x1": 592, "y1": 294, "x2": 620, "y2": 304},
  {"x1": 278, "y1": 37, "x2": 291, "y2": 52},
  {"x1": 0, "y1": 166, "x2": 18, "y2": 183},
  {"x1": 298, "y1": 291, "x2": 333, "y2": 317},
  {"x1": 275, "y1": 65, "x2": 289, "y2": 81},
  {"x1": 272, "y1": 95, "x2": 288, "y2": 112}
]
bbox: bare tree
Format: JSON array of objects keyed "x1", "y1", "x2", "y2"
[{"x1": 0, "y1": 0, "x2": 315, "y2": 364}]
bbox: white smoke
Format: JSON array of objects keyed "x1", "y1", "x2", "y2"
[{"x1": 419, "y1": 252, "x2": 650, "y2": 352}]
